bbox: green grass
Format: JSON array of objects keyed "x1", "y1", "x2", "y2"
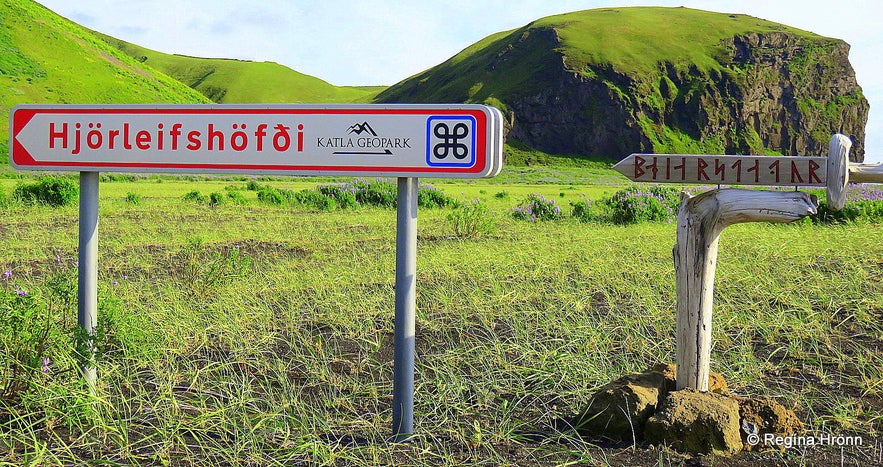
[{"x1": 0, "y1": 170, "x2": 880, "y2": 465}]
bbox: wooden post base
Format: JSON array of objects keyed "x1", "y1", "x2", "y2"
[{"x1": 674, "y1": 189, "x2": 817, "y2": 391}]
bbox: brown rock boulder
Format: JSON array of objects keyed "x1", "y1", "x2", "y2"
[
  {"x1": 574, "y1": 366, "x2": 670, "y2": 441},
  {"x1": 736, "y1": 396, "x2": 804, "y2": 451},
  {"x1": 644, "y1": 389, "x2": 743, "y2": 456},
  {"x1": 574, "y1": 363, "x2": 731, "y2": 442}
]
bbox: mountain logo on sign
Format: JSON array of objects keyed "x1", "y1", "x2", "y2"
[
  {"x1": 315, "y1": 121, "x2": 412, "y2": 156},
  {"x1": 347, "y1": 122, "x2": 378, "y2": 136}
]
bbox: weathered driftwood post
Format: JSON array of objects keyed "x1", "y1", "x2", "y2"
[
  {"x1": 673, "y1": 189, "x2": 817, "y2": 391},
  {"x1": 826, "y1": 134, "x2": 851, "y2": 210},
  {"x1": 827, "y1": 133, "x2": 883, "y2": 210},
  {"x1": 849, "y1": 163, "x2": 883, "y2": 183},
  {"x1": 613, "y1": 133, "x2": 882, "y2": 392}
]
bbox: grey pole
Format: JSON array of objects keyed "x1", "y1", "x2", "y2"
[
  {"x1": 78, "y1": 171, "x2": 99, "y2": 391},
  {"x1": 392, "y1": 177, "x2": 418, "y2": 441}
]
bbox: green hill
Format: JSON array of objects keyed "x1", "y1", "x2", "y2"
[
  {"x1": 96, "y1": 33, "x2": 382, "y2": 104},
  {"x1": 0, "y1": 0, "x2": 210, "y2": 155},
  {"x1": 376, "y1": 7, "x2": 820, "y2": 105},
  {"x1": 376, "y1": 7, "x2": 868, "y2": 161}
]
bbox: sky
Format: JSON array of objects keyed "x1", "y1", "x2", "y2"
[{"x1": 34, "y1": 0, "x2": 883, "y2": 163}]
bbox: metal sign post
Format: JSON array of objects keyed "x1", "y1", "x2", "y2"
[
  {"x1": 392, "y1": 177, "x2": 418, "y2": 440},
  {"x1": 77, "y1": 171, "x2": 99, "y2": 391}
]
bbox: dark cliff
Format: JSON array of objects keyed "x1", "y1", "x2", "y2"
[{"x1": 376, "y1": 7, "x2": 869, "y2": 162}]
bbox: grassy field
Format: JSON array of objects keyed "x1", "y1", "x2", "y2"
[{"x1": 0, "y1": 168, "x2": 881, "y2": 466}]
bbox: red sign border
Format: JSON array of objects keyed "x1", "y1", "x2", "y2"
[{"x1": 10, "y1": 105, "x2": 499, "y2": 178}]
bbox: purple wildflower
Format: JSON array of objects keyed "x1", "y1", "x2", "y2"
[
  {"x1": 41, "y1": 358, "x2": 50, "y2": 373},
  {"x1": 846, "y1": 183, "x2": 883, "y2": 202},
  {"x1": 512, "y1": 193, "x2": 562, "y2": 222},
  {"x1": 2, "y1": 270, "x2": 10, "y2": 280}
]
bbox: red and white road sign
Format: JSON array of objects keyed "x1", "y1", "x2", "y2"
[{"x1": 10, "y1": 104, "x2": 503, "y2": 178}]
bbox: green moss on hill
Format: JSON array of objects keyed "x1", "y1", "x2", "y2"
[
  {"x1": 0, "y1": 0, "x2": 382, "y2": 161},
  {"x1": 0, "y1": 1, "x2": 208, "y2": 105},
  {"x1": 378, "y1": 7, "x2": 821, "y2": 106}
]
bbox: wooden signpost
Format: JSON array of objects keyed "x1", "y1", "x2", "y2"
[
  {"x1": 614, "y1": 134, "x2": 883, "y2": 391},
  {"x1": 614, "y1": 154, "x2": 827, "y2": 187},
  {"x1": 10, "y1": 103, "x2": 504, "y2": 441}
]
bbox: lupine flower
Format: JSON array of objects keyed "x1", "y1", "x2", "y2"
[
  {"x1": 512, "y1": 193, "x2": 562, "y2": 222},
  {"x1": 41, "y1": 358, "x2": 50, "y2": 373},
  {"x1": 2, "y1": 270, "x2": 10, "y2": 280},
  {"x1": 847, "y1": 183, "x2": 883, "y2": 202}
]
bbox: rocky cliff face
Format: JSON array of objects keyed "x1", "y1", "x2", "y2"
[
  {"x1": 504, "y1": 29, "x2": 868, "y2": 162},
  {"x1": 727, "y1": 32, "x2": 867, "y2": 160},
  {"x1": 377, "y1": 8, "x2": 869, "y2": 163}
]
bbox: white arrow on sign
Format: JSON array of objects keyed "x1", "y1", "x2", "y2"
[
  {"x1": 614, "y1": 151, "x2": 883, "y2": 187},
  {"x1": 612, "y1": 135, "x2": 883, "y2": 210}
]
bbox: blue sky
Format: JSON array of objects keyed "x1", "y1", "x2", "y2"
[{"x1": 35, "y1": 0, "x2": 883, "y2": 162}]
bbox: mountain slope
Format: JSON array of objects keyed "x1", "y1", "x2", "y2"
[
  {"x1": 97, "y1": 33, "x2": 382, "y2": 104},
  {"x1": 0, "y1": 0, "x2": 210, "y2": 155},
  {"x1": 376, "y1": 7, "x2": 869, "y2": 161},
  {"x1": 0, "y1": 0, "x2": 381, "y2": 161}
]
